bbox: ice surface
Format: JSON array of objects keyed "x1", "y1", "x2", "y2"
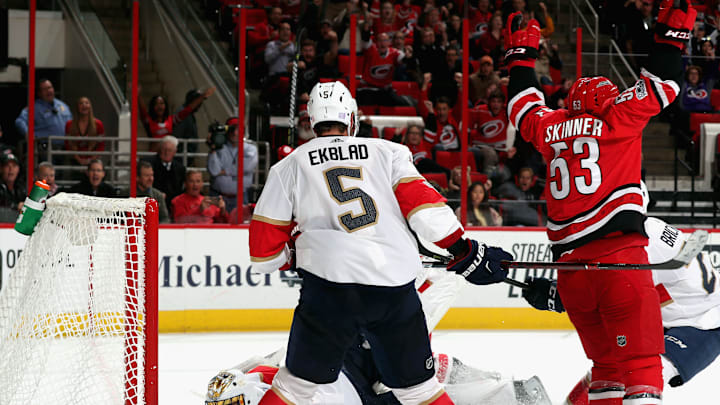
[{"x1": 160, "y1": 330, "x2": 717, "y2": 404}]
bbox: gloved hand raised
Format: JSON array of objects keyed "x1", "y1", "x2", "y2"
[
  {"x1": 521, "y1": 276, "x2": 565, "y2": 313},
  {"x1": 447, "y1": 239, "x2": 512, "y2": 285},
  {"x1": 655, "y1": 0, "x2": 696, "y2": 50},
  {"x1": 503, "y1": 11, "x2": 542, "y2": 69}
]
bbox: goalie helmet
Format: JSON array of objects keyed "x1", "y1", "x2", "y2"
[
  {"x1": 567, "y1": 76, "x2": 619, "y2": 116},
  {"x1": 307, "y1": 81, "x2": 359, "y2": 137},
  {"x1": 205, "y1": 368, "x2": 270, "y2": 405}
]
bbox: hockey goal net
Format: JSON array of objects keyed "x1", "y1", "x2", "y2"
[{"x1": 0, "y1": 193, "x2": 158, "y2": 405}]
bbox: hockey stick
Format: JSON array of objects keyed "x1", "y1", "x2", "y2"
[
  {"x1": 288, "y1": 26, "x2": 307, "y2": 146},
  {"x1": 412, "y1": 232, "x2": 530, "y2": 290},
  {"x1": 502, "y1": 230, "x2": 709, "y2": 271}
]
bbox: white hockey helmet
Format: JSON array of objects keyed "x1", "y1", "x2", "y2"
[
  {"x1": 307, "y1": 81, "x2": 359, "y2": 137},
  {"x1": 205, "y1": 368, "x2": 270, "y2": 405}
]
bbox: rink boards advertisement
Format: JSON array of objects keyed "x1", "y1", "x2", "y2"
[{"x1": 2, "y1": 226, "x2": 720, "y2": 332}]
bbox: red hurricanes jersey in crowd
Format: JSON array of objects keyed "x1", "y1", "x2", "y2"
[
  {"x1": 372, "y1": 19, "x2": 404, "y2": 37},
  {"x1": 468, "y1": 105, "x2": 508, "y2": 150},
  {"x1": 470, "y1": 10, "x2": 492, "y2": 37},
  {"x1": 423, "y1": 114, "x2": 459, "y2": 150},
  {"x1": 395, "y1": 4, "x2": 420, "y2": 36},
  {"x1": 507, "y1": 69, "x2": 679, "y2": 250},
  {"x1": 362, "y1": 44, "x2": 402, "y2": 88},
  {"x1": 407, "y1": 141, "x2": 432, "y2": 164}
]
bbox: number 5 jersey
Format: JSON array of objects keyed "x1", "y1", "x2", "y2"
[
  {"x1": 249, "y1": 136, "x2": 464, "y2": 287},
  {"x1": 507, "y1": 69, "x2": 680, "y2": 259}
]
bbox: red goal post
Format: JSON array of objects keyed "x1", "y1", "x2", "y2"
[{"x1": 0, "y1": 194, "x2": 158, "y2": 405}]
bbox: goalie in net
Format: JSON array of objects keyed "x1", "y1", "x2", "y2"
[
  {"x1": 205, "y1": 264, "x2": 552, "y2": 405},
  {"x1": 0, "y1": 193, "x2": 159, "y2": 405}
]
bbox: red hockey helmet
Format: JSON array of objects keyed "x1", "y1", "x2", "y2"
[{"x1": 567, "y1": 76, "x2": 619, "y2": 116}]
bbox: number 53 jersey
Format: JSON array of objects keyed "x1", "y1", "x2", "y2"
[
  {"x1": 508, "y1": 69, "x2": 680, "y2": 258},
  {"x1": 249, "y1": 136, "x2": 463, "y2": 287}
]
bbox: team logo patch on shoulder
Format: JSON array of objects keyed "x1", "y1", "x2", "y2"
[{"x1": 635, "y1": 80, "x2": 647, "y2": 100}]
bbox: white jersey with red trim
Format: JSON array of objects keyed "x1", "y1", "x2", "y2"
[
  {"x1": 249, "y1": 136, "x2": 462, "y2": 286},
  {"x1": 653, "y1": 254, "x2": 720, "y2": 330},
  {"x1": 507, "y1": 69, "x2": 680, "y2": 250}
]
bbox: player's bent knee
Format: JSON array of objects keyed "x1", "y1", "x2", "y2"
[
  {"x1": 392, "y1": 377, "x2": 452, "y2": 405},
  {"x1": 622, "y1": 385, "x2": 662, "y2": 405},
  {"x1": 262, "y1": 366, "x2": 320, "y2": 405}
]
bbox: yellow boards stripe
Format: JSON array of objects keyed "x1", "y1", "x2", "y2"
[{"x1": 158, "y1": 308, "x2": 574, "y2": 333}]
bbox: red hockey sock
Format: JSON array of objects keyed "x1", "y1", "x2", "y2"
[
  {"x1": 427, "y1": 391, "x2": 455, "y2": 404},
  {"x1": 258, "y1": 388, "x2": 293, "y2": 405},
  {"x1": 566, "y1": 372, "x2": 590, "y2": 405},
  {"x1": 588, "y1": 381, "x2": 624, "y2": 405}
]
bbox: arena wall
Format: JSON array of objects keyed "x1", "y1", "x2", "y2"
[{"x1": 2, "y1": 225, "x2": 718, "y2": 332}]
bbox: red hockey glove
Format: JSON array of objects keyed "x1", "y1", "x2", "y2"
[
  {"x1": 655, "y1": 0, "x2": 696, "y2": 50},
  {"x1": 504, "y1": 11, "x2": 541, "y2": 69}
]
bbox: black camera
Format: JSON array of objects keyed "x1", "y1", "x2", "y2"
[{"x1": 207, "y1": 121, "x2": 227, "y2": 151}]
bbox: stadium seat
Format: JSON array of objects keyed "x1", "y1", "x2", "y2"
[
  {"x1": 470, "y1": 172, "x2": 488, "y2": 184},
  {"x1": 423, "y1": 173, "x2": 448, "y2": 190},
  {"x1": 371, "y1": 127, "x2": 380, "y2": 138},
  {"x1": 378, "y1": 106, "x2": 417, "y2": 116},
  {"x1": 690, "y1": 113, "x2": 720, "y2": 142},
  {"x1": 391, "y1": 81, "x2": 420, "y2": 100},
  {"x1": 338, "y1": 55, "x2": 351, "y2": 76},
  {"x1": 358, "y1": 105, "x2": 378, "y2": 114},
  {"x1": 245, "y1": 8, "x2": 267, "y2": 25},
  {"x1": 435, "y1": 151, "x2": 477, "y2": 171},
  {"x1": 711, "y1": 89, "x2": 720, "y2": 110},
  {"x1": 383, "y1": 127, "x2": 400, "y2": 140}
]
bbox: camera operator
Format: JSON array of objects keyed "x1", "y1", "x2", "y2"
[{"x1": 207, "y1": 118, "x2": 258, "y2": 212}]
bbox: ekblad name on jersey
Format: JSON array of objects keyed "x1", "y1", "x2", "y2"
[
  {"x1": 507, "y1": 68, "x2": 679, "y2": 254},
  {"x1": 249, "y1": 136, "x2": 463, "y2": 286}
]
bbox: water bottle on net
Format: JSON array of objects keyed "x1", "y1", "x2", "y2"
[{"x1": 14, "y1": 180, "x2": 50, "y2": 235}]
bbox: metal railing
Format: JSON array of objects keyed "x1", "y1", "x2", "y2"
[
  {"x1": 40, "y1": 136, "x2": 270, "y2": 200},
  {"x1": 568, "y1": 0, "x2": 599, "y2": 75},
  {"x1": 607, "y1": 40, "x2": 639, "y2": 89}
]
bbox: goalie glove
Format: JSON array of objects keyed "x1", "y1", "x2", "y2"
[
  {"x1": 521, "y1": 276, "x2": 565, "y2": 313},
  {"x1": 447, "y1": 239, "x2": 512, "y2": 285},
  {"x1": 655, "y1": 0, "x2": 696, "y2": 50},
  {"x1": 503, "y1": 11, "x2": 542, "y2": 69}
]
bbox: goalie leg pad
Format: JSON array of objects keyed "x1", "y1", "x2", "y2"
[{"x1": 662, "y1": 326, "x2": 720, "y2": 387}]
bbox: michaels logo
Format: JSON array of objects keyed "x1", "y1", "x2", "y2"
[{"x1": 160, "y1": 255, "x2": 273, "y2": 288}]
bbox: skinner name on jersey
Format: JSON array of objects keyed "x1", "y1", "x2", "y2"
[
  {"x1": 308, "y1": 144, "x2": 369, "y2": 165},
  {"x1": 544, "y1": 117, "x2": 603, "y2": 143}
]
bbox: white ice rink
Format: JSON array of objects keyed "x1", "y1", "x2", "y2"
[{"x1": 161, "y1": 330, "x2": 718, "y2": 404}]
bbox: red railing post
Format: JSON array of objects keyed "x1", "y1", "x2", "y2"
[
  {"x1": 130, "y1": 1, "x2": 139, "y2": 197},
  {"x1": 460, "y1": 19, "x2": 469, "y2": 226},
  {"x1": 27, "y1": 0, "x2": 36, "y2": 191}
]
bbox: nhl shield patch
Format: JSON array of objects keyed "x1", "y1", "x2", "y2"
[{"x1": 617, "y1": 335, "x2": 627, "y2": 347}]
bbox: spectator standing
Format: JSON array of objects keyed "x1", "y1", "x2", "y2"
[
  {"x1": 136, "y1": 160, "x2": 170, "y2": 224},
  {"x1": 372, "y1": 0, "x2": 403, "y2": 37},
  {"x1": 65, "y1": 96, "x2": 105, "y2": 167},
  {"x1": 395, "y1": 43, "x2": 422, "y2": 83},
  {"x1": 138, "y1": 86, "x2": 215, "y2": 151},
  {"x1": 395, "y1": 0, "x2": 421, "y2": 39},
  {"x1": 422, "y1": 96, "x2": 459, "y2": 150},
  {"x1": 414, "y1": 27, "x2": 445, "y2": 79},
  {"x1": 468, "y1": 90, "x2": 508, "y2": 174},
  {"x1": 456, "y1": 181, "x2": 502, "y2": 226},
  {"x1": 469, "y1": 55, "x2": 500, "y2": 105},
  {"x1": 172, "y1": 170, "x2": 229, "y2": 224},
  {"x1": 207, "y1": 121, "x2": 259, "y2": 211},
  {"x1": 0, "y1": 153, "x2": 25, "y2": 221},
  {"x1": 263, "y1": 22, "x2": 295, "y2": 112},
  {"x1": 358, "y1": 31, "x2": 412, "y2": 106},
  {"x1": 68, "y1": 159, "x2": 116, "y2": 197},
  {"x1": 145, "y1": 136, "x2": 186, "y2": 212},
  {"x1": 35, "y1": 161, "x2": 58, "y2": 197},
  {"x1": 472, "y1": 14, "x2": 503, "y2": 62},
  {"x1": 430, "y1": 46, "x2": 462, "y2": 105},
  {"x1": 469, "y1": 0, "x2": 493, "y2": 39},
  {"x1": 173, "y1": 89, "x2": 204, "y2": 167},
  {"x1": 15, "y1": 78, "x2": 73, "y2": 160},
  {"x1": 535, "y1": 2, "x2": 555, "y2": 39}
]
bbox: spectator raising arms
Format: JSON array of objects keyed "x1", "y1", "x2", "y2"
[
  {"x1": 68, "y1": 159, "x2": 116, "y2": 197},
  {"x1": 456, "y1": 181, "x2": 502, "y2": 227},
  {"x1": 172, "y1": 170, "x2": 229, "y2": 224},
  {"x1": 65, "y1": 97, "x2": 105, "y2": 166},
  {"x1": 357, "y1": 30, "x2": 411, "y2": 106},
  {"x1": 138, "y1": 85, "x2": 215, "y2": 147}
]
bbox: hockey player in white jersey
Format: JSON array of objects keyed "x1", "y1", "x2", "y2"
[
  {"x1": 248, "y1": 81, "x2": 513, "y2": 405},
  {"x1": 206, "y1": 265, "x2": 552, "y2": 405},
  {"x1": 521, "y1": 217, "x2": 720, "y2": 404}
]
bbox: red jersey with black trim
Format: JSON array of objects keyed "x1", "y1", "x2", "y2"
[
  {"x1": 470, "y1": 10, "x2": 492, "y2": 38},
  {"x1": 507, "y1": 69, "x2": 679, "y2": 251},
  {"x1": 395, "y1": 4, "x2": 420, "y2": 36},
  {"x1": 468, "y1": 105, "x2": 508, "y2": 150},
  {"x1": 423, "y1": 114, "x2": 459, "y2": 150},
  {"x1": 406, "y1": 140, "x2": 433, "y2": 164},
  {"x1": 249, "y1": 136, "x2": 463, "y2": 286},
  {"x1": 362, "y1": 43, "x2": 402, "y2": 88},
  {"x1": 372, "y1": 18, "x2": 404, "y2": 38}
]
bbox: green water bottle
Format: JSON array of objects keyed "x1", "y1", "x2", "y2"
[{"x1": 15, "y1": 180, "x2": 50, "y2": 235}]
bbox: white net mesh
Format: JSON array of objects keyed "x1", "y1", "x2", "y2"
[{"x1": 0, "y1": 193, "x2": 151, "y2": 405}]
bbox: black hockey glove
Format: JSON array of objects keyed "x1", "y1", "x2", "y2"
[
  {"x1": 522, "y1": 277, "x2": 565, "y2": 313},
  {"x1": 655, "y1": 0, "x2": 696, "y2": 50},
  {"x1": 447, "y1": 239, "x2": 512, "y2": 285}
]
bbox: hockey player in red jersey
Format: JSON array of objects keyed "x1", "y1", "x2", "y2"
[
  {"x1": 249, "y1": 81, "x2": 512, "y2": 405},
  {"x1": 504, "y1": 1, "x2": 696, "y2": 403}
]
